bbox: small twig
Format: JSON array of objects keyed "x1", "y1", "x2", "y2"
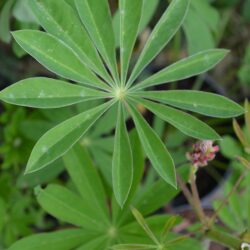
[
  {"x1": 189, "y1": 171, "x2": 207, "y2": 226},
  {"x1": 177, "y1": 175, "x2": 194, "y2": 208}
]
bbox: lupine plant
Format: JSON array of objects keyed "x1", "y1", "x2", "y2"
[{"x1": 0, "y1": 0, "x2": 244, "y2": 208}]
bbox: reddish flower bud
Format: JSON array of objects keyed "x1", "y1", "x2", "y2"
[{"x1": 186, "y1": 140, "x2": 219, "y2": 167}]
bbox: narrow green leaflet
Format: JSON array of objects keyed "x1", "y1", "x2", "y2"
[
  {"x1": 113, "y1": 104, "x2": 133, "y2": 207},
  {"x1": 29, "y1": 0, "x2": 112, "y2": 83},
  {"x1": 0, "y1": 77, "x2": 108, "y2": 108},
  {"x1": 138, "y1": 1, "x2": 160, "y2": 34},
  {"x1": 63, "y1": 145, "x2": 109, "y2": 222},
  {"x1": 25, "y1": 101, "x2": 113, "y2": 174},
  {"x1": 134, "y1": 177, "x2": 182, "y2": 218},
  {"x1": 128, "y1": 102, "x2": 176, "y2": 187},
  {"x1": 128, "y1": 0, "x2": 190, "y2": 85},
  {"x1": 183, "y1": 7, "x2": 215, "y2": 55},
  {"x1": 112, "y1": 129, "x2": 144, "y2": 223},
  {"x1": 0, "y1": 0, "x2": 15, "y2": 43},
  {"x1": 12, "y1": 30, "x2": 109, "y2": 91},
  {"x1": 76, "y1": 236, "x2": 108, "y2": 250},
  {"x1": 75, "y1": 0, "x2": 118, "y2": 82},
  {"x1": 134, "y1": 49, "x2": 228, "y2": 90},
  {"x1": 138, "y1": 90, "x2": 244, "y2": 118},
  {"x1": 161, "y1": 216, "x2": 178, "y2": 243},
  {"x1": 8, "y1": 229, "x2": 88, "y2": 250},
  {"x1": 126, "y1": 130, "x2": 144, "y2": 204},
  {"x1": 119, "y1": 0, "x2": 143, "y2": 84},
  {"x1": 113, "y1": 0, "x2": 160, "y2": 47},
  {"x1": 139, "y1": 98, "x2": 220, "y2": 140},
  {"x1": 131, "y1": 207, "x2": 159, "y2": 245},
  {"x1": 36, "y1": 185, "x2": 107, "y2": 231}
]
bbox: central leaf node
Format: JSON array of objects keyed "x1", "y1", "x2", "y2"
[
  {"x1": 108, "y1": 226, "x2": 118, "y2": 238},
  {"x1": 114, "y1": 87, "x2": 127, "y2": 101}
]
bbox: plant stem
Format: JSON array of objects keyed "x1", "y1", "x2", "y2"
[
  {"x1": 178, "y1": 170, "x2": 244, "y2": 249},
  {"x1": 189, "y1": 171, "x2": 207, "y2": 226},
  {"x1": 177, "y1": 175, "x2": 194, "y2": 208}
]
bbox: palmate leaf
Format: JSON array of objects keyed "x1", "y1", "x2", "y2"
[
  {"x1": 127, "y1": 101, "x2": 176, "y2": 188},
  {"x1": 112, "y1": 104, "x2": 133, "y2": 207},
  {"x1": 25, "y1": 101, "x2": 113, "y2": 174},
  {"x1": 12, "y1": 30, "x2": 109, "y2": 91},
  {"x1": 0, "y1": 0, "x2": 245, "y2": 208},
  {"x1": 137, "y1": 98, "x2": 220, "y2": 140},
  {"x1": 8, "y1": 229, "x2": 90, "y2": 250},
  {"x1": 119, "y1": 0, "x2": 143, "y2": 84},
  {"x1": 75, "y1": 0, "x2": 119, "y2": 83},
  {"x1": 29, "y1": 0, "x2": 113, "y2": 84},
  {"x1": 138, "y1": 90, "x2": 244, "y2": 118},
  {"x1": 0, "y1": 77, "x2": 108, "y2": 108},
  {"x1": 128, "y1": 0, "x2": 190, "y2": 86}
]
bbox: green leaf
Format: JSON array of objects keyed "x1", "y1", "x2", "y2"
[
  {"x1": 112, "y1": 129, "x2": 144, "y2": 224},
  {"x1": 25, "y1": 101, "x2": 113, "y2": 174},
  {"x1": 119, "y1": 0, "x2": 143, "y2": 84},
  {"x1": 138, "y1": 1, "x2": 160, "y2": 34},
  {"x1": 91, "y1": 147, "x2": 112, "y2": 185},
  {"x1": 113, "y1": 0, "x2": 160, "y2": 47},
  {"x1": 12, "y1": 30, "x2": 109, "y2": 91},
  {"x1": 91, "y1": 104, "x2": 119, "y2": 137},
  {"x1": 0, "y1": 77, "x2": 108, "y2": 108},
  {"x1": 161, "y1": 216, "x2": 178, "y2": 243},
  {"x1": 138, "y1": 98, "x2": 220, "y2": 140},
  {"x1": 113, "y1": 104, "x2": 133, "y2": 207},
  {"x1": 134, "y1": 165, "x2": 189, "y2": 217},
  {"x1": 0, "y1": 198, "x2": 6, "y2": 232},
  {"x1": 0, "y1": 0, "x2": 15, "y2": 43},
  {"x1": 184, "y1": 9, "x2": 214, "y2": 55},
  {"x1": 75, "y1": 0, "x2": 118, "y2": 82},
  {"x1": 8, "y1": 229, "x2": 90, "y2": 250},
  {"x1": 219, "y1": 136, "x2": 242, "y2": 159},
  {"x1": 120, "y1": 215, "x2": 180, "y2": 239},
  {"x1": 29, "y1": 0, "x2": 112, "y2": 83},
  {"x1": 13, "y1": 0, "x2": 37, "y2": 23},
  {"x1": 111, "y1": 244, "x2": 157, "y2": 250},
  {"x1": 63, "y1": 144, "x2": 109, "y2": 223},
  {"x1": 128, "y1": 0, "x2": 190, "y2": 86},
  {"x1": 76, "y1": 236, "x2": 108, "y2": 250},
  {"x1": 126, "y1": 130, "x2": 144, "y2": 203},
  {"x1": 36, "y1": 185, "x2": 107, "y2": 231},
  {"x1": 139, "y1": 90, "x2": 244, "y2": 118},
  {"x1": 134, "y1": 49, "x2": 229, "y2": 90},
  {"x1": 131, "y1": 207, "x2": 159, "y2": 245},
  {"x1": 17, "y1": 159, "x2": 64, "y2": 188},
  {"x1": 128, "y1": 102, "x2": 176, "y2": 188}
]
